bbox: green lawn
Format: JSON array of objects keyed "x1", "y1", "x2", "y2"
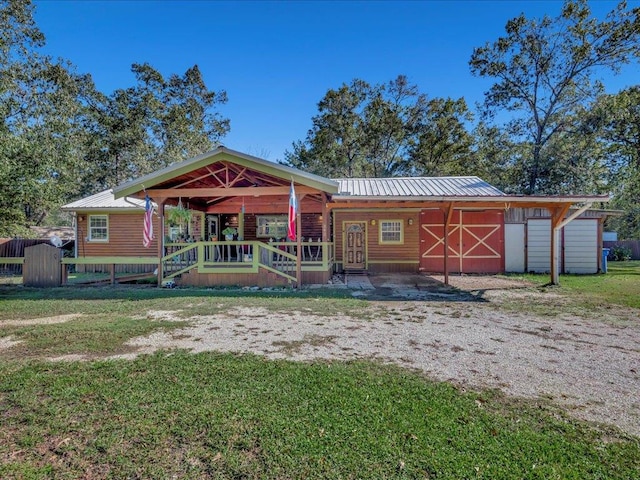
[
  {"x1": 506, "y1": 261, "x2": 640, "y2": 310},
  {"x1": 0, "y1": 279, "x2": 639, "y2": 478},
  {"x1": 1, "y1": 352, "x2": 638, "y2": 479}
]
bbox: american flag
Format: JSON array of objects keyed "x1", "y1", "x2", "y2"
[
  {"x1": 287, "y1": 180, "x2": 297, "y2": 241},
  {"x1": 143, "y1": 195, "x2": 154, "y2": 248}
]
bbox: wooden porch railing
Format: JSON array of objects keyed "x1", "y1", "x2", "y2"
[{"x1": 161, "y1": 240, "x2": 334, "y2": 284}]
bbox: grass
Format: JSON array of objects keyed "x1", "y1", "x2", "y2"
[
  {"x1": 1, "y1": 352, "x2": 638, "y2": 479},
  {"x1": 1, "y1": 277, "x2": 639, "y2": 478},
  {"x1": 505, "y1": 261, "x2": 640, "y2": 310},
  {"x1": 0, "y1": 286, "x2": 367, "y2": 360}
]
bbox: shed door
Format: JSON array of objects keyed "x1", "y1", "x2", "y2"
[
  {"x1": 420, "y1": 210, "x2": 504, "y2": 274},
  {"x1": 344, "y1": 222, "x2": 366, "y2": 270},
  {"x1": 526, "y1": 219, "x2": 597, "y2": 274}
]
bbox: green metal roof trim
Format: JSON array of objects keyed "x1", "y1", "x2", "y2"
[{"x1": 112, "y1": 146, "x2": 339, "y2": 199}]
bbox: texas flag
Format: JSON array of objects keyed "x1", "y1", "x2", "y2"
[{"x1": 287, "y1": 180, "x2": 297, "y2": 241}]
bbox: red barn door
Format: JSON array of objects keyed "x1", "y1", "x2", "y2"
[{"x1": 419, "y1": 210, "x2": 504, "y2": 274}]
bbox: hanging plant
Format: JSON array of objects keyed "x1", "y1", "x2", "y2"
[{"x1": 167, "y1": 198, "x2": 192, "y2": 227}]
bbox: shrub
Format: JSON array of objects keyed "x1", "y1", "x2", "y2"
[{"x1": 608, "y1": 245, "x2": 632, "y2": 261}]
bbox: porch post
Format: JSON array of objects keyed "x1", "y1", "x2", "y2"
[
  {"x1": 321, "y1": 192, "x2": 329, "y2": 242},
  {"x1": 296, "y1": 195, "x2": 303, "y2": 288},
  {"x1": 157, "y1": 200, "x2": 165, "y2": 287}
]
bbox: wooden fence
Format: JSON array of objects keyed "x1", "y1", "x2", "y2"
[
  {"x1": 604, "y1": 240, "x2": 640, "y2": 260},
  {"x1": 0, "y1": 238, "x2": 75, "y2": 274}
]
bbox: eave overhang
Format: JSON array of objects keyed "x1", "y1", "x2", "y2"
[{"x1": 328, "y1": 194, "x2": 611, "y2": 210}]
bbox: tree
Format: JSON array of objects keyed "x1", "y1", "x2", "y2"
[
  {"x1": 594, "y1": 87, "x2": 640, "y2": 239},
  {"x1": 285, "y1": 79, "x2": 371, "y2": 178},
  {"x1": 83, "y1": 63, "x2": 230, "y2": 192},
  {"x1": 0, "y1": 0, "x2": 98, "y2": 235},
  {"x1": 0, "y1": 0, "x2": 231, "y2": 236},
  {"x1": 284, "y1": 75, "x2": 473, "y2": 179},
  {"x1": 407, "y1": 97, "x2": 474, "y2": 176},
  {"x1": 469, "y1": 0, "x2": 640, "y2": 194}
]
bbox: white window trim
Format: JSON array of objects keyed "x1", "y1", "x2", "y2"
[
  {"x1": 88, "y1": 214, "x2": 109, "y2": 242},
  {"x1": 256, "y1": 215, "x2": 288, "y2": 239},
  {"x1": 379, "y1": 219, "x2": 403, "y2": 245}
]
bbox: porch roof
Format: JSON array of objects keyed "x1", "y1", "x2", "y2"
[{"x1": 112, "y1": 146, "x2": 339, "y2": 201}]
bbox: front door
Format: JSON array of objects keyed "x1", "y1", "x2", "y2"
[
  {"x1": 206, "y1": 215, "x2": 219, "y2": 241},
  {"x1": 344, "y1": 222, "x2": 366, "y2": 270}
]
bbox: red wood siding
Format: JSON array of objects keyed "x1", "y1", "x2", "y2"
[{"x1": 77, "y1": 212, "x2": 160, "y2": 257}]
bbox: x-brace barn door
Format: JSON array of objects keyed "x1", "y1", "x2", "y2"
[{"x1": 419, "y1": 210, "x2": 504, "y2": 274}]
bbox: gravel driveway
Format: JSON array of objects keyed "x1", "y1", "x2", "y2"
[{"x1": 109, "y1": 274, "x2": 640, "y2": 438}]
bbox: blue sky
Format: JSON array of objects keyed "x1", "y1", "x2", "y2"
[{"x1": 34, "y1": 0, "x2": 638, "y2": 162}]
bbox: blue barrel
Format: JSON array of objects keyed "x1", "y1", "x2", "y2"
[{"x1": 602, "y1": 248, "x2": 610, "y2": 273}]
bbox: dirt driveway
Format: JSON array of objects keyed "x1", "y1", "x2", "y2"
[{"x1": 108, "y1": 274, "x2": 640, "y2": 438}]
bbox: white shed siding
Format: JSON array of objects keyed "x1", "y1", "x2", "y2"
[
  {"x1": 504, "y1": 223, "x2": 525, "y2": 272},
  {"x1": 564, "y1": 220, "x2": 598, "y2": 274},
  {"x1": 527, "y1": 219, "x2": 552, "y2": 273},
  {"x1": 526, "y1": 219, "x2": 598, "y2": 274}
]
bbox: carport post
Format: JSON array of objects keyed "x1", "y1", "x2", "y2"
[
  {"x1": 548, "y1": 204, "x2": 571, "y2": 285},
  {"x1": 442, "y1": 202, "x2": 454, "y2": 285}
]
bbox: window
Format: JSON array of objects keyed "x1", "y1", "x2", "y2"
[
  {"x1": 256, "y1": 215, "x2": 288, "y2": 239},
  {"x1": 88, "y1": 215, "x2": 108, "y2": 242},
  {"x1": 379, "y1": 220, "x2": 403, "y2": 244}
]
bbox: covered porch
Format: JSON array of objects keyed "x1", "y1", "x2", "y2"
[{"x1": 112, "y1": 147, "x2": 339, "y2": 287}]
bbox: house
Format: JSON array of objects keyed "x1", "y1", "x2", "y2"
[{"x1": 61, "y1": 147, "x2": 610, "y2": 286}]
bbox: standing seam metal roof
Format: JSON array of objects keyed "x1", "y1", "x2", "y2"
[
  {"x1": 334, "y1": 176, "x2": 505, "y2": 197},
  {"x1": 61, "y1": 189, "x2": 149, "y2": 210},
  {"x1": 62, "y1": 177, "x2": 506, "y2": 210}
]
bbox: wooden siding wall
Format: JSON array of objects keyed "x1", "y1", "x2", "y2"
[
  {"x1": 333, "y1": 210, "x2": 419, "y2": 273},
  {"x1": 76, "y1": 212, "x2": 159, "y2": 273},
  {"x1": 215, "y1": 214, "x2": 323, "y2": 241},
  {"x1": 208, "y1": 195, "x2": 323, "y2": 214},
  {"x1": 77, "y1": 212, "x2": 159, "y2": 257},
  {"x1": 505, "y1": 207, "x2": 610, "y2": 223},
  {"x1": 178, "y1": 267, "x2": 330, "y2": 287}
]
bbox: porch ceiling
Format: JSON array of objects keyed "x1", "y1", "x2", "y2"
[{"x1": 143, "y1": 160, "x2": 317, "y2": 210}]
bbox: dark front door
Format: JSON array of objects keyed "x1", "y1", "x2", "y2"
[{"x1": 344, "y1": 222, "x2": 366, "y2": 270}]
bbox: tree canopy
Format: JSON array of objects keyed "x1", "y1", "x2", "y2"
[
  {"x1": 0, "y1": 0, "x2": 229, "y2": 236},
  {"x1": 284, "y1": 75, "x2": 474, "y2": 179},
  {"x1": 469, "y1": 0, "x2": 640, "y2": 195},
  {"x1": 2, "y1": 0, "x2": 640, "y2": 240}
]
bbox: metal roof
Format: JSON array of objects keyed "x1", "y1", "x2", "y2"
[
  {"x1": 61, "y1": 189, "x2": 151, "y2": 210},
  {"x1": 335, "y1": 176, "x2": 506, "y2": 198}
]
